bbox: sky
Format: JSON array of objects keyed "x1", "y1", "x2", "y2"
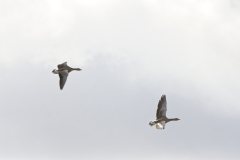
[{"x1": 0, "y1": 0, "x2": 240, "y2": 159}]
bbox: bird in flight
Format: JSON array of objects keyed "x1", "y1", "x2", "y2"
[
  {"x1": 149, "y1": 95, "x2": 180, "y2": 129},
  {"x1": 52, "y1": 62, "x2": 82, "y2": 90}
]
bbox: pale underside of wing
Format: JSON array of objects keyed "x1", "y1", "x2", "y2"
[
  {"x1": 59, "y1": 70, "x2": 68, "y2": 90},
  {"x1": 156, "y1": 121, "x2": 166, "y2": 129},
  {"x1": 156, "y1": 96, "x2": 167, "y2": 119},
  {"x1": 160, "y1": 121, "x2": 166, "y2": 129}
]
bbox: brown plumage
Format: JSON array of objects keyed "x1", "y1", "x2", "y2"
[
  {"x1": 149, "y1": 95, "x2": 180, "y2": 129},
  {"x1": 52, "y1": 62, "x2": 82, "y2": 90}
]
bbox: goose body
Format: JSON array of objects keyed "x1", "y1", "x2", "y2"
[
  {"x1": 149, "y1": 95, "x2": 180, "y2": 130},
  {"x1": 52, "y1": 62, "x2": 82, "y2": 90}
]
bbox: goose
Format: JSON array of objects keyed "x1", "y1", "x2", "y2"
[
  {"x1": 52, "y1": 62, "x2": 82, "y2": 90},
  {"x1": 149, "y1": 95, "x2": 180, "y2": 129}
]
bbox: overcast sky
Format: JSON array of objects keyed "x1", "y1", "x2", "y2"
[{"x1": 1, "y1": 0, "x2": 240, "y2": 160}]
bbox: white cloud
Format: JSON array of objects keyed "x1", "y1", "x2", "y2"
[{"x1": 1, "y1": 0, "x2": 240, "y2": 115}]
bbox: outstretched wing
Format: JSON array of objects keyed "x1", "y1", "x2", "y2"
[
  {"x1": 156, "y1": 95, "x2": 167, "y2": 119},
  {"x1": 59, "y1": 70, "x2": 68, "y2": 90},
  {"x1": 58, "y1": 62, "x2": 68, "y2": 69}
]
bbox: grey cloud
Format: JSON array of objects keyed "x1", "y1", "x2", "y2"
[{"x1": 0, "y1": 57, "x2": 240, "y2": 159}]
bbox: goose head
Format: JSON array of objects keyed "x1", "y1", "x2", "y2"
[{"x1": 52, "y1": 69, "x2": 59, "y2": 74}]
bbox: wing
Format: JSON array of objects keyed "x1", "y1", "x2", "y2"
[
  {"x1": 156, "y1": 95, "x2": 167, "y2": 119},
  {"x1": 160, "y1": 121, "x2": 166, "y2": 129},
  {"x1": 58, "y1": 62, "x2": 68, "y2": 69},
  {"x1": 59, "y1": 70, "x2": 68, "y2": 90}
]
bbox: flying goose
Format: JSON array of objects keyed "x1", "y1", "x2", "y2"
[
  {"x1": 149, "y1": 95, "x2": 180, "y2": 129},
  {"x1": 52, "y1": 62, "x2": 82, "y2": 90}
]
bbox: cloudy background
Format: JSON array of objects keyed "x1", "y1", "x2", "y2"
[{"x1": 0, "y1": 0, "x2": 240, "y2": 159}]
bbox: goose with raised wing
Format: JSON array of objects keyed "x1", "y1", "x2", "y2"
[
  {"x1": 149, "y1": 95, "x2": 180, "y2": 129},
  {"x1": 52, "y1": 62, "x2": 82, "y2": 90}
]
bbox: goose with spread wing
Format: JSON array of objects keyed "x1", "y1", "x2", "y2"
[
  {"x1": 149, "y1": 95, "x2": 180, "y2": 129},
  {"x1": 52, "y1": 62, "x2": 82, "y2": 90}
]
